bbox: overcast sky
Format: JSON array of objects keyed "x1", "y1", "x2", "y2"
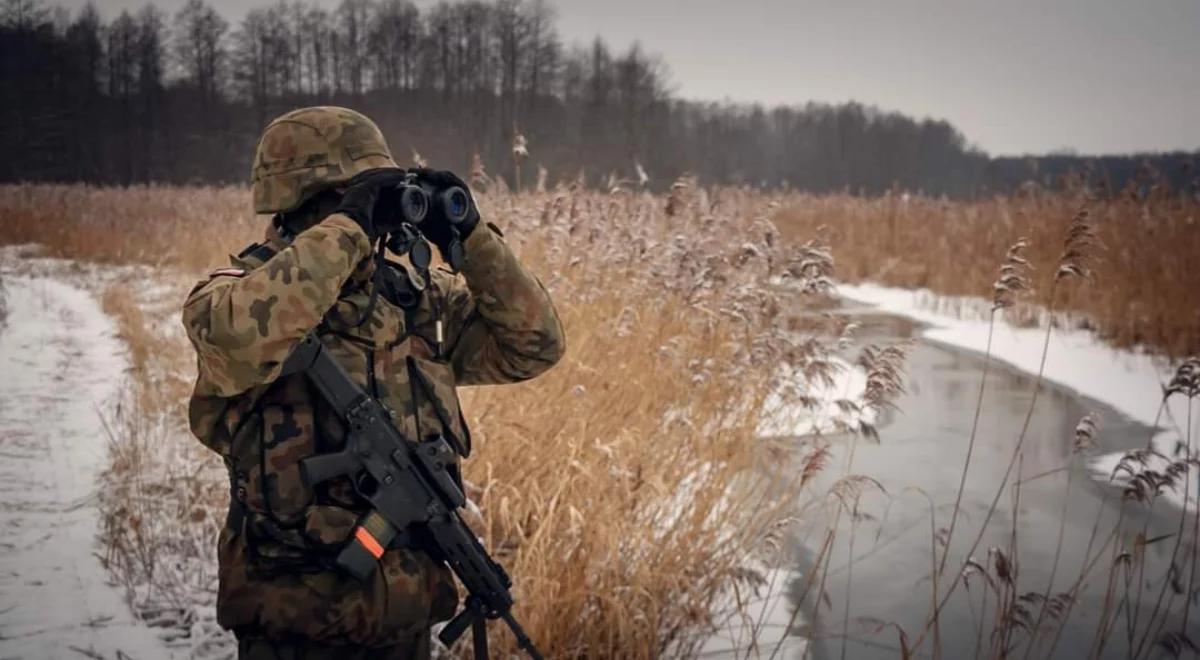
[{"x1": 58, "y1": 0, "x2": 1200, "y2": 156}]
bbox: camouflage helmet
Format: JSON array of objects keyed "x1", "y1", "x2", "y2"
[{"x1": 251, "y1": 106, "x2": 399, "y2": 214}]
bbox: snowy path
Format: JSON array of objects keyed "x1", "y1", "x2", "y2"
[{"x1": 0, "y1": 272, "x2": 174, "y2": 659}]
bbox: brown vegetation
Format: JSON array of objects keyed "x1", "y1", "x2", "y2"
[
  {"x1": 5, "y1": 181, "x2": 1194, "y2": 658},
  {"x1": 775, "y1": 187, "x2": 1200, "y2": 357},
  {"x1": 1, "y1": 182, "x2": 883, "y2": 657}
]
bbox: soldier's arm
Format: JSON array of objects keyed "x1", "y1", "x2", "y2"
[
  {"x1": 442, "y1": 224, "x2": 565, "y2": 385},
  {"x1": 182, "y1": 215, "x2": 371, "y2": 397}
]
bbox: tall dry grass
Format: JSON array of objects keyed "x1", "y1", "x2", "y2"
[
  {"x1": 1, "y1": 182, "x2": 879, "y2": 657},
  {"x1": 888, "y1": 203, "x2": 1200, "y2": 660},
  {"x1": 774, "y1": 188, "x2": 1200, "y2": 357},
  {"x1": 5, "y1": 179, "x2": 1199, "y2": 659}
]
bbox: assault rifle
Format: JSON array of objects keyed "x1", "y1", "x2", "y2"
[{"x1": 281, "y1": 334, "x2": 544, "y2": 660}]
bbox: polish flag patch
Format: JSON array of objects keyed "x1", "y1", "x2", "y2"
[{"x1": 209, "y1": 267, "x2": 247, "y2": 278}]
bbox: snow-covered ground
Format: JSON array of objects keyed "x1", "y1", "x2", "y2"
[
  {"x1": 0, "y1": 266, "x2": 176, "y2": 658},
  {"x1": 699, "y1": 568, "x2": 808, "y2": 659},
  {"x1": 758, "y1": 355, "x2": 873, "y2": 438},
  {"x1": 839, "y1": 281, "x2": 1200, "y2": 510}
]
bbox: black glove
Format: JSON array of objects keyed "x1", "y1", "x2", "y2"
[
  {"x1": 335, "y1": 168, "x2": 410, "y2": 240},
  {"x1": 411, "y1": 168, "x2": 481, "y2": 257}
]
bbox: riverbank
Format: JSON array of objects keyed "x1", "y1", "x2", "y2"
[
  {"x1": 790, "y1": 300, "x2": 1178, "y2": 660},
  {"x1": 775, "y1": 192, "x2": 1200, "y2": 358},
  {"x1": 838, "y1": 281, "x2": 1199, "y2": 511}
]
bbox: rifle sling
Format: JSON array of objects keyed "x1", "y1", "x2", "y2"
[{"x1": 472, "y1": 614, "x2": 488, "y2": 660}]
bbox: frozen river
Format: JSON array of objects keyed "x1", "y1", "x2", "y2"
[{"x1": 788, "y1": 308, "x2": 1194, "y2": 660}]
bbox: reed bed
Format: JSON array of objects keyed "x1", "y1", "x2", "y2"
[
  {"x1": 7, "y1": 181, "x2": 1193, "y2": 659},
  {"x1": 0, "y1": 182, "x2": 882, "y2": 658},
  {"x1": 774, "y1": 187, "x2": 1200, "y2": 358}
]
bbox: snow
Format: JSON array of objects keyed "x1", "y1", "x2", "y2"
[
  {"x1": 693, "y1": 353, "x2": 875, "y2": 658},
  {"x1": 838, "y1": 281, "x2": 1200, "y2": 511},
  {"x1": 699, "y1": 568, "x2": 808, "y2": 658},
  {"x1": 0, "y1": 268, "x2": 177, "y2": 659},
  {"x1": 758, "y1": 356, "x2": 873, "y2": 438}
]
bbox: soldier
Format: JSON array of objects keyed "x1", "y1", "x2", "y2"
[{"x1": 182, "y1": 106, "x2": 565, "y2": 659}]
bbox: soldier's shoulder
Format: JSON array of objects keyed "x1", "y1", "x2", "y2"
[
  {"x1": 184, "y1": 241, "x2": 269, "y2": 302},
  {"x1": 183, "y1": 266, "x2": 246, "y2": 303},
  {"x1": 233, "y1": 240, "x2": 280, "y2": 269}
]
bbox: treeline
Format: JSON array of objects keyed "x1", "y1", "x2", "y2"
[{"x1": 1, "y1": 0, "x2": 1196, "y2": 196}]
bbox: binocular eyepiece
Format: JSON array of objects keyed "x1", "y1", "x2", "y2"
[
  {"x1": 390, "y1": 178, "x2": 471, "y2": 227},
  {"x1": 395, "y1": 185, "x2": 429, "y2": 226}
]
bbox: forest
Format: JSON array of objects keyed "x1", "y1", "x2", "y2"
[{"x1": 1, "y1": 0, "x2": 1196, "y2": 195}]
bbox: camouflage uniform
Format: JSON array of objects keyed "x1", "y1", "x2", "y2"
[{"x1": 181, "y1": 107, "x2": 564, "y2": 656}]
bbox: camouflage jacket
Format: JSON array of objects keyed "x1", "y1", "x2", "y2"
[{"x1": 182, "y1": 214, "x2": 564, "y2": 645}]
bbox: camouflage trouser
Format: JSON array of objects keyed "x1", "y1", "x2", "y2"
[{"x1": 237, "y1": 631, "x2": 431, "y2": 660}]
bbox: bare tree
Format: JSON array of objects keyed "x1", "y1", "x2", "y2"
[
  {"x1": 283, "y1": 0, "x2": 305, "y2": 96},
  {"x1": 522, "y1": 0, "x2": 557, "y2": 99},
  {"x1": 232, "y1": 6, "x2": 296, "y2": 113},
  {"x1": 136, "y1": 6, "x2": 166, "y2": 94},
  {"x1": 370, "y1": 0, "x2": 420, "y2": 92},
  {"x1": 65, "y1": 3, "x2": 102, "y2": 87},
  {"x1": 299, "y1": 4, "x2": 332, "y2": 97},
  {"x1": 335, "y1": 0, "x2": 371, "y2": 95},
  {"x1": 107, "y1": 11, "x2": 138, "y2": 100},
  {"x1": 0, "y1": 0, "x2": 46, "y2": 29},
  {"x1": 172, "y1": 0, "x2": 228, "y2": 102}
]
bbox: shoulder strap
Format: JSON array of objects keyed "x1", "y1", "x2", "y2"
[{"x1": 236, "y1": 241, "x2": 280, "y2": 267}]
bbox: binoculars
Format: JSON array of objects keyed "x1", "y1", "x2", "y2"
[
  {"x1": 388, "y1": 174, "x2": 471, "y2": 228},
  {"x1": 383, "y1": 172, "x2": 472, "y2": 273}
]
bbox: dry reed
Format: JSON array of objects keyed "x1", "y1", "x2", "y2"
[
  {"x1": 0, "y1": 182, "x2": 863, "y2": 657},
  {"x1": 14, "y1": 181, "x2": 1189, "y2": 659},
  {"x1": 774, "y1": 188, "x2": 1200, "y2": 357}
]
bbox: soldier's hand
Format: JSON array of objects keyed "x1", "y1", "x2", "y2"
[
  {"x1": 411, "y1": 168, "x2": 481, "y2": 258},
  {"x1": 335, "y1": 168, "x2": 410, "y2": 240}
]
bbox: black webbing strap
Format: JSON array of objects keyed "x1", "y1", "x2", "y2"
[
  {"x1": 472, "y1": 615, "x2": 489, "y2": 660},
  {"x1": 225, "y1": 468, "x2": 245, "y2": 536},
  {"x1": 237, "y1": 241, "x2": 280, "y2": 265}
]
